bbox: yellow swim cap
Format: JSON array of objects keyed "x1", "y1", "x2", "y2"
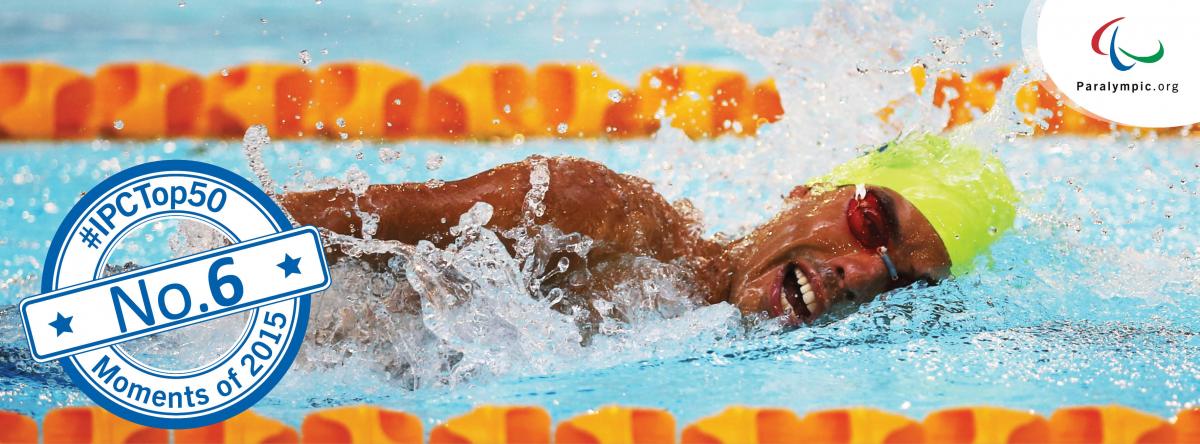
[{"x1": 812, "y1": 133, "x2": 1018, "y2": 276}]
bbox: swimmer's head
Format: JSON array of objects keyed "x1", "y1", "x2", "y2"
[
  {"x1": 818, "y1": 133, "x2": 1019, "y2": 276},
  {"x1": 724, "y1": 133, "x2": 1018, "y2": 325}
]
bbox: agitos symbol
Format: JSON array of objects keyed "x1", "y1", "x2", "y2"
[{"x1": 1091, "y1": 17, "x2": 1165, "y2": 72}]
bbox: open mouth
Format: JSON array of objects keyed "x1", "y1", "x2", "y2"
[{"x1": 777, "y1": 262, "x2": 822, "y2": 323}]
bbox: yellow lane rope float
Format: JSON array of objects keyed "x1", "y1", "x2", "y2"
[
  {"x1": 2, "y1": 404, "x2": 1199, "y2": 443},
  {"x1": 0, "y1": 60, "x2": 1195, "y2": 141}
]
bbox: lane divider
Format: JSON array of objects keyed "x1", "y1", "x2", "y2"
[
  {"x1": 0, "y1": 62, "x2": 93, "y2": 139},
  {"x1": 94, "y1": 62, "x2": 203, "y2": 139},
  {"x1": 1049, "y1": 406, "x2": 1174, "y2": 444},
  {"x1": 41, "y1": 406, "x2": 168, "y2": 444},
  {"x1": 556, "y1": 406, "x2": 675, "y2": 444},
  {"x1": 922, "y1": 406, "x2": 1048, "y2": 444},
  {"x1": 681, "y1": 406, "x2": 802, "y2": 444},
  {"x1": 0, "y1": 60, "x2": 1195, "y2": 141},
  {"x1": 798, "y1": 408, "x2": 923, "y2": 444},
  {"x1": 312, "y1": 62, "x2": 423, "y2": 140},
  {"x1": 425, "y1": 63, "x2": 529, "y2": 139},
  {"x1": 1178, "y1": 410, "x2": 1200, "y2": 443},
  {"x1": 301, "y1": 405, "x2": 422, "y2": 444},
  {"x1": 430, "y1": 405, "x2": 552, "y2": 444},
  {"x1": 0, "y1": 410, "x2": 37, "y2": 444},
  {"x1": 5, "y1": 404, "x2": 1200, "y2": 443},
  {"x1": 0, "y1": 61, "x2": 781, "y2": 141},
  {"x1": 913, "y1": 64, "x2": 1200, "y2": 136},
  {"x1": 177, "y1": 409, "x2": 298, "y2": 444}
]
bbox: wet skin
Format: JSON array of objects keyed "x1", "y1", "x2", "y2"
[
  {"x1": 726, "y1": 184, "x2": 951, "y2": 325},
  {"x1": 282, "y1": 156, "x2": 951, "y2": 325}
]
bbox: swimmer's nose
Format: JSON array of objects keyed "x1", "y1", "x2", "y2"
[{"x1": 826, "y1": 252, "x2": 890, "y2": 302}]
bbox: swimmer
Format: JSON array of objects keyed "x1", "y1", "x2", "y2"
[{"x1": 282, "y1": 134, "x2": 1017, "y2": 326}]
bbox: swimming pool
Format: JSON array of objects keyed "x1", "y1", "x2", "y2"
[{"x1": 2, "y1": 0, "x2": 1200, "y2": 431}]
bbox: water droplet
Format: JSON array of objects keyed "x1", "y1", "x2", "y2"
[
  {"x1": 113, "y1": 120, "x2": 124, "y2": 130},
  {"x1": 512, "y1": 134, "x2": 525, "y2": 145},
  {"x1": 426, "y1": 178, "x2": 445, "y2": 189},
  {"x1": 220, "y1": 69, "x2": 229, "y2": 77},
  {"x1": 425, "y1": 153, "x2": 444, "y2": 171},
  {"x1": 556, "y1": 123, "x2": 569, "y2": 134},
  {"x1": 243, "y1": 124, "x2": 270, "y2": 147},
  {"x1": 240, "y1": 125, "x2": 277, "y2": 195},
  {"x1": 378, "y1": 146, "x2": 403, "y2": 163},
  {"x1": 336, "y1": 117, "x2": 346, "y2": 127},
  {"x1": 259, "y1": 17, "x2": 269, "y2": 24},
  {"x1": 607, "y1": 89, "x2": 623, "y2": 103},
  {"x1": 177, "y1": 0, "x2": 186, "y2": 7},
  {"x1": 393, "y1": 98, "x2": 402, "y2": 105},
  {"x1": 299, "y1": 50, "x2": 311, "y2": 65},
  {"x1": 315, "y1": 121, "x2": 325, "y2": 130}
]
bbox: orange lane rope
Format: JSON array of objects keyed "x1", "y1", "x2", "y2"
[
  {"x1": 0, "y1": 60, "x2": 1193, "y2": 142},
  {"x1": 0, "y1": 61, "x2": 781, "y2": 141},
  {"x1": 3, "y1": 404, "x2": 1198, "y2": 443}
]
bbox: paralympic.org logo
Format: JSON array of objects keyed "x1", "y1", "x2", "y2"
[
  {"x1": 1030, "y1": 0, "x2": 1199, "y2": 128},
  {"x1": 1091, "y1": 17, "x2": 1165, "y2": 72}
]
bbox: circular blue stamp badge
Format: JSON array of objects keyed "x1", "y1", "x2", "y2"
[{"x1": 19, "y1": 160, "x2": 330, "y2": 428}]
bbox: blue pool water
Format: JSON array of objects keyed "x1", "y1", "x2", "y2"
[{"x1": 3, "y1": 0, "x2": 1200, "y2": 429}]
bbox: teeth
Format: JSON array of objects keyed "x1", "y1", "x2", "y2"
[
  {"x1": 793, "y1": 268, "x2": 808, "y2": 285},
  {"x1": 783, "y1": 267, "x2": 818, "y2": 320}
]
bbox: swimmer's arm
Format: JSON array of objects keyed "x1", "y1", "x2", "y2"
[
  {"x1": 280, "y1": 158, "x2": 549, "y2": 246},
  {"x1": 281, "y1": 157, "x2": 676, "y2": 250},
  {"x1": 280, "y1": 156, "x2": 731, "y2": 298}
]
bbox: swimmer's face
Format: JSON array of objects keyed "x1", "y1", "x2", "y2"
[{"x1": 726, "y1": 185, "x2": 951, "y2": 325}]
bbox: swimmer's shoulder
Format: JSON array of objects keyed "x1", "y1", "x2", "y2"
[{"x1": 487, "y1": 155, "x2": 635, "y2": 189}]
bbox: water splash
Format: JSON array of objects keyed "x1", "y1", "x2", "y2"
[
  {"x1": 141, "y1": 0, "x2": 1066, "y2": 393},
  {"x1": 242, "y1": 125, "x2": 279, "y2": 197}
]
